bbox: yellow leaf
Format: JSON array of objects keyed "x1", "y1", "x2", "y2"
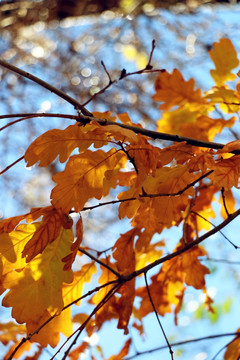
[
  {"x1": 0, "y1": 322, "x2": 26, "y2": 345},
  {"x1": 27, "y1": 307, "x2": 72, "y2": 348},
  {"x1": 153, "y1": 69, "x2": 205, "y2": 110},
  {"x1": 63, "y1": 262, "x2": 97, "y2": 306},
  {"x1": 209, "y1": 38, "x2": 239, "y2": 86},
  {"x1": 90, "y1": 258, "x2": 118, "y2": 306},
  {"x1": 2, "y1": 227, "x2": 73, "y2": 324},
  {"x1": 0, "y1": 223, "x2": 38, "y2": 278},
  {"x1": 157, "y1": 105, "x2": 197, "y2": 135},
  {"x1": 206, "y1": 87, "x2": 240, "y2": 113},
  {"x1": 51, "y1": 149, "x2": 126, "y2": 212}
]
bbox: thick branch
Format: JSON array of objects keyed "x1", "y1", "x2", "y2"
[{"x1": 77, "y1": 114, "x2": 239, "y2": 153}]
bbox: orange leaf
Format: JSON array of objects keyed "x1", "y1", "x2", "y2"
[
  {"x1": 153, "y1": 69, "x2": 204, "y2": 110},
  {"x1": 117, "y1": 280, "x2": 135, "y2": 334},
  {"x1": 113, "y1": 228, "x2": 137, "y2": 274},
  {"x1": 3, "y1": 338, "x2": 32, "y2": 360},
  {"x1": 0, "y1": 215, "x2": 26, "y2": 233},
  {"x1": 219, "y1": 139, "x2": 240, "y2": 154},
  {"x1": 99, "y1": 124, "x2": 138, "y2": 144},
  {"x1": 51, "y1": 149, "x2": 126, "y2": 212},
  {"x1": 209, "y1": 38, "x2": 239, "y2": 86},
  {"x1": 24, "y1": 123, "x2": 108, "y2": 167},
  {"x1": 210, "y1": 155, "x2": 240, "y2": 190}
]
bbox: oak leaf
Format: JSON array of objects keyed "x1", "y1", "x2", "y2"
[
  {"x1": 206, "y1": 88, "x2": 240, "y2": 113},
  {"x1": 27, "y1": 307, "x2": 72, "y2": 348},
  {"x1": 24, "y1": 123, "x2": 108, "y2": 167},
  {"x1": 153, "y1": 69, "x2": 204, "y2": 110},
  {"x1": 210, "y1": 155, "x2": 240, "y2": 190},
  {"x1": 209, "y1": 38, "x2": 239, "y2": 86},
  {"x1": 22, "y1": 208, "x2": 73, "y2": 262},
  {"x1": 112, "y1": 228, "x2": 137, "y2": 274},
  {"x1": 51, "y1": 149, "x2": 126, "y2": 212},
  {"x1": 2, "y1": 227, "x2": 73, "y2": 324},
  {"x1": 63, "y1": 262, "x2": 97, "y2": 306}
]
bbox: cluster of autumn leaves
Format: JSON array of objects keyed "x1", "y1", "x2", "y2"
[{"x1": 1, "y1": 38, "x2": 240, "y2": 359}]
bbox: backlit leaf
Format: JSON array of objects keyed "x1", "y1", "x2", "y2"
[
  {"x1": 153, "y1": 69, "x2": 205, "y2": 110},
  {"x1": 51, "y1": 149, "x2": 126, "y2": 212},
  {"x1": 25, "y1": 123, "x2": 108, "y2": 167},
  {"x1": 2, "y1": 227, "x2": 73, "y2": 324},
  {"x1": 209, "y1": 38, "x2": 239, "y2": 85},
  {"x1": 22, "y1": 208, "x2": 73, "y2": 262}
]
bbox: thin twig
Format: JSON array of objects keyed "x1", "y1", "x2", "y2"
[
  {"x1": 200, "y1": 257, "x2": 240, "y2": 265},
  {"x1": 221, "y1": 187, "x2": 230, "y2": 217},
  {"x1": 0, "y1": 59, "x2": 92, "y2": 116},
  {"x1": 101, "y1": 60, "x2": 113, "y2": 83},
  {"x1": 144, "y1": 272, "x2": 174, "y2": 360},
  {"x1": 0, "y1": 156, "x2": 24, "y2": 175},
  {"x1": 78, "y1": 247, "x2": 120, "y2": 278},
  {"x1": 124, "y1": 332, "x2": 240, "y2": 360},
  {"x1": 191, "y1": 210, "x2": 239, "y2": 249},
  {"x1": 0, "y1": 113, "x2": 78, "y2": 131},
  {"x1": 146, "y1": 39, "x2": 155, "y2": 69}
]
